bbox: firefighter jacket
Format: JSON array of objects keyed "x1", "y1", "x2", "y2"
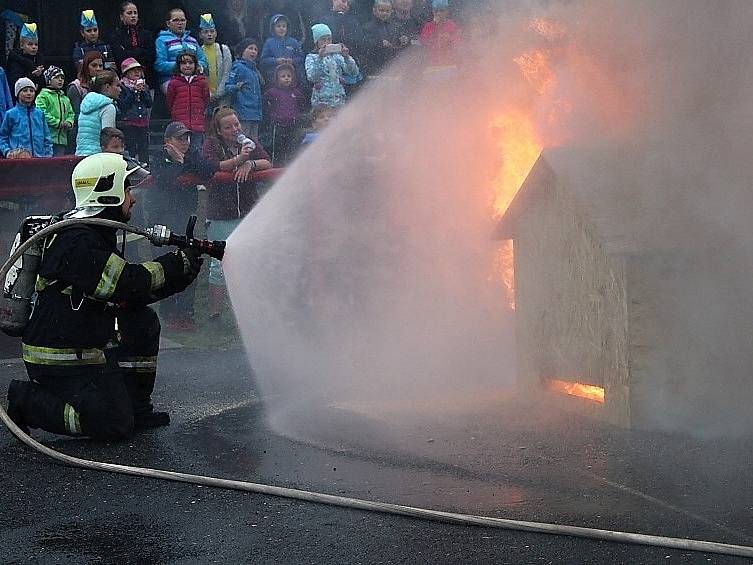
[{"x1": 22, "y1": 224, "x2": 189, "y2": 371}]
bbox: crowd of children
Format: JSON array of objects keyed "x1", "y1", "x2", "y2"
[{"x1": 0, "y1": 0, "x2": 459, "y2": 166}]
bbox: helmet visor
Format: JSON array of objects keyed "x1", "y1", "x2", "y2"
[{"x1": 124, "y1": 157, "x2": 150, "y2": 189}]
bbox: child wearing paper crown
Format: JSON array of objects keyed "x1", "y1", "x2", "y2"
[
  {"x1": 6, "y1": 23, "x2": 45, "y2": 91},
  {"x1": 35, "y1": 66, "x2": 75, "y2": 155},
  {"x1": 118, "y1": 57, "x2": 153, "y2": 163},
  {"x1": 198, "y1": 14, "x2": 233, "y2": 102},
  {"x1": 0, "y1": 78, "x2": 52, "y2": 158},
  {"x1": 72, "y1": 10, "x2": 115, "y2": 71},
  {"x1": 305, "y1": 23, "x2": 360, "y2": 108}
]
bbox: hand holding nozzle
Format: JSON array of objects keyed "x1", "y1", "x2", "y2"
[{"x1": 144, "y1": 215, "x2": 226, "y2": 261}]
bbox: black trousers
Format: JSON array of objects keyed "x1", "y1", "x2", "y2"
[{"x1": 17, "y1": 306, "x2": 161, "y2": 439}]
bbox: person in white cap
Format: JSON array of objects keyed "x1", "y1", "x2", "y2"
[{"x1": 0, "y1": 77, "x2": 52, "y2": 158}]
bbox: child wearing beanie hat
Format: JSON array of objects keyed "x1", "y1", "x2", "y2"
[
  {"x1": 35, "y1": 67, "x2": 75, "y2": 155},
  {"x1": 305, "y1": 22, "x2": 360, "y2": 108},
  {"x1": 14, "y1": 77, "x2": 35, "y2": 99},
  {"x1": 0, "y1": 78, "x2": 52, "y2": 158},
  {"x1": 311, "y1": 23, "x2": 332, "y2": 46},
  {"x1": 72, "y1": 9, "x2": 115, "y2": 71}
]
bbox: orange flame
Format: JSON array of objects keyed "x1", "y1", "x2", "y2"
[
  {"x1": 488, "y1": 18, "x2": 568, "y2": 310},
  {"x1": 489, "y1": 240, "x2": 516, "y2": 309},
  {"x1": 528, "y1": 18, "x2": 567, "y2": 42},
  {"x1": 489, "y1": 111, "x2": 542, "y2": 219},
  {"x1": 488, "y1": 111, "x2": 542, "y2": 310},
  {"x1": 514, "y1": 51, "x2": 557, "y2": 95},
  {"x1": 546, "y1": 378, "x2": 606, "y2": 403}
]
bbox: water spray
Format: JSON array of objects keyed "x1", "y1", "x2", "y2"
[{"x1": 1, "y1": 219, "x2": 752, "y2": 559}]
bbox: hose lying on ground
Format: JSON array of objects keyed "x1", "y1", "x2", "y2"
[{"x1": 2, "y1": 218, "x2": 753, "y2": 559}]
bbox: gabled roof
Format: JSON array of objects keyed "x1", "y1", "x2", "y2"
[{"x1": 494, "y1": 139, "x2": 752, "y2": 255}]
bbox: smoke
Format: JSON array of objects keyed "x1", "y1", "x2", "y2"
[
  {"x1": 225, "y1": 0, "x2": 753, "y2": 440},
  {"x1": 517, "y1": 0, "x2": 753, "y2": 436},
  {"x1": 224, "y1": 56, "x2": 524, "y2": 441}
]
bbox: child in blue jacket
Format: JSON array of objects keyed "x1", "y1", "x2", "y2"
[
  {"x1": 305, "y1": 24, "x2": 360, "y2": 108},
  {"x1": 260, "y1": 14, "x2": 305, "y2": 85},
  {"x1": 225, "y1": 38, "x2": 263, "y2": 138},
  {"x1": 154, "y1": 8, "x2": 208, "y2": 92},
  {"x1": 0, "y1": 78, "x2": 52, "y2": 158},
  {"x1": 0, "y1": 67, "x2": 13, "y2": 114}
]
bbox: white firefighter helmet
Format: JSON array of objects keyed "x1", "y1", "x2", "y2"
[{"x1": 67, "y1": 153, "x2": 149, "y2": 218}]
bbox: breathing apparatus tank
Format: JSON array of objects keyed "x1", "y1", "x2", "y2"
[{"x1": 0, "y1": 216, "x2": 59, "y2": 337}]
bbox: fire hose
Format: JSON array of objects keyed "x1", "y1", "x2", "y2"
[{"x1": 2, "y1": 218, "x2": 753, "y2": 559}]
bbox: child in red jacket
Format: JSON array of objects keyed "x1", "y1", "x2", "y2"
[
  {"x1": 419, "y1": 0, "x2": 460, "y2": 68},
  {"x1": 166, "y1": 51, "x2": 210, "y2": 152}
]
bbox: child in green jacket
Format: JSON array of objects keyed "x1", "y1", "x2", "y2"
[{"x1": 35, "y1": 66, "x2": 75, "y2": 155}]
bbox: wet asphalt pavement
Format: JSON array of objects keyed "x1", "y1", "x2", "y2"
[{"x1": 1, "y1": 346, "x2": 752, "y2": 564}]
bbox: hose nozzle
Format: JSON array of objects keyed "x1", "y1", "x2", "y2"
[{"x1": 144, "y1": 216, "x2": 226, "y2": 260}]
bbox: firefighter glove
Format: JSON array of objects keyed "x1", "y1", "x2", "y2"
[{"x1": 178, "y1": 247, "x2": 204, "y2": 279}]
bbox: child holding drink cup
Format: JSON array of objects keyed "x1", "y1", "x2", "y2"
[{"x1": 118, "y1": 57, "x2": 153, "y2": 163}]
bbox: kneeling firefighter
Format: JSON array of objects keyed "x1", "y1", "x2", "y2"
[{"x1": 6, "y1": 153, "x2": 204, "y2": 439}]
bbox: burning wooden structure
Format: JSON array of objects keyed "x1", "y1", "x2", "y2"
[{"x1": 497, "y1": 144, "x2": 753, "y2": 434}]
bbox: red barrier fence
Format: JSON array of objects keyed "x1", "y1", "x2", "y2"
[
  {"x1": 0, "y1": 156, "x2": 81, "y2": 201},
  {"x1": 0, "y1": 156, "x2": 282, "y2": 202}
]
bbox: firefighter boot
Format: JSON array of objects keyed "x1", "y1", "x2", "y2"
[
  {"x1": 7, "y1": 379, "x2": 74, "y2": 435},
  {"x1": 123, "y1": 372, "x2": 170, "y2": 429},
  {"x1": 6, "y1": 379, "x2": 30, "y2": 434}
]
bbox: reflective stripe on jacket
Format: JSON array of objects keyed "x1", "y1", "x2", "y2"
[
  {"x1": 22, "y1": 224, "x2": 186, "y2": 359},
  {"x1": 22, "y1": 344, "x2": 106, "y2": 366}
]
